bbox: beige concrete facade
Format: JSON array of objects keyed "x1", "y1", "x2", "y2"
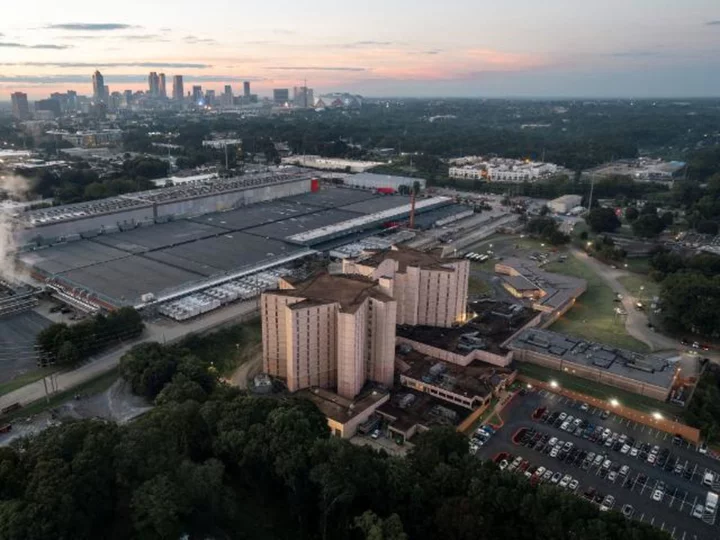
[
  {"x1": 261, "y1": 273, "x2": 396, "y2": 399},
  {"x1": 343, "y1": 245, "x2": 469, "y2": 328}
]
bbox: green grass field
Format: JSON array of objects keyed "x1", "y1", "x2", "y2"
[
  {"x1": 468, "y1": 276, "x2": 491, "y2": 296},
  {"x1": 517, "y1": 363, "x2": 683, "y2": 418},
  {"x1": 545, "y1": 257, "x2": 650, "y2": 352}
]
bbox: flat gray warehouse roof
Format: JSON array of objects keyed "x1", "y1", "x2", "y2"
[
  {"x1": 91, "y1": 220, "x2": 226, "y2": 253},
  {"x1": 339, "y1": 195, "x2": 412, "y2": 214},
  {"x1": 18, "y1": 241, "x2": 130, "y2": 275},
  {"x1": 143, "y1": 233, "x2": 305, "y2": 276},
  {"x1": 509, "y1": 328, "x2": 676, "y2": 389},
  {"x1": 283, "y1": 188, "x2": 378, "y2": 208},
  {"x1": 59, "y1": 255, "x2": 202, "y2": 305},
  {"x1": 188, "y1": 200, "x2": 321, "y2": 231},
  {"x1": 244, "y1": 209, "x2": 360, "y2": 240}
]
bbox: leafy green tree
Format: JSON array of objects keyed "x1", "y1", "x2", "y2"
[
  {"x1": 632, "y1": 214, "x2": 666, "y2": 238},
  {"x1": 625, "y1": 207, "x2": 639, "y2": 221},
  {"x1": 355, "y1": 511, "x2": 408, "y2": 540},
  {"x1": 586, "y1": 207, "x2": 621, "y2": 233}
]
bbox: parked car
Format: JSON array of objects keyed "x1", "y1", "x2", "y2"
[
  {"x1": 534, "y1": 466, "x2": 546, "y2": 477},
  {"x1": 559, "y1": 474, "x2": 572, "y2": 488},
  {"x1": 568, "y1": 479, "x2": 579, "y2": 491},
  {"x1": 580, "y1": 403, "x2": 589, "y2": 411},
  {"x1": 551, "y1": 472, "x2": 562, "y2": 484},
  {"x1": 542, "y1": 470, "x2": 554, "y2": 481},
  {"x1": 608, "y1": 471, "x2": 618, "y2": 482},
  {"x1": 498, "y1": 460, "x2": 509, "y2": 470},
  {"x1": 622, "y1": 504, "x2": 634, "y2": 518},
  {"x1": 652, "y1": 489, "x2": 664, "y2": 502},
  {"x1": 600, "y1": 495, "x2": 615, "y2": 511}
]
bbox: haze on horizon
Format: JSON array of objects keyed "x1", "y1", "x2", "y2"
[{"x1": 1, "y1": 0, "x2": 719, "y2": 100}]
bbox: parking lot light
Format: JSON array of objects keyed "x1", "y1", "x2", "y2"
[
  {"x1": 526, "y1": 383, "x2": 532, "y2": 389},
  {"x1": 609, "y1": 398, "x2": 620, "y2": 407},
  {"x1": 549, "y1": 380, "x2": 559, "y2": 389},
  {"x1": 586, "y1": 241, "x2": 592, "y2": 247},
  {"x1": 652, "y1": 411, "x2": 663, "y2": 420}
]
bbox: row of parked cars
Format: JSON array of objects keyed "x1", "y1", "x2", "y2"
[
  {"x1": 469, "y1": 424, "x2": 496, "y2": 454},
  {"x1": 539, "y1": 408, "x2": 708, "y2": 480},
  {"x1": 498, "y1": 453, "x2": 580, "y2": 492}
]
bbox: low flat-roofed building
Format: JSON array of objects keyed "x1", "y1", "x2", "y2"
[
  {"x1": 495, "y1": 257, "x2": 587, "y2": 315},
  {"x1": 376, "y1": 389, "x2": 468, "y2": 443},
  {"x1": 297, "y1": 385, "x2": 389, "y2": 438},
  {"x1": 395, "y1": 300, "x2": 537, "y2": 367},
  {"x1": 343, "y1": 245, "x2": 469, "y2": 328},
  {"x1": 547, "y1": 195, "x2": 583, "y2": 214},
  {"x1": 397, "y1": 350, "x2": 517, "y2": 410},
  {"x1": 508, "y1": 327, "x2": 678, "y2": 401}
]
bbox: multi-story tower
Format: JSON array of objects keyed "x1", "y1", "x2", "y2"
[
  {"x1": 158, "y1": 73, "x2": 166, "y2": 98},
  {"x1": 243, "y1": 81, "x2": 250, "y2": 97},
  {"x1": 10, "y1": 92, "x2": 30, "y2": 120},
  {"x1": 92, "y1": 70, "x2": 105, "y2": 103},
  {"x1": 172, "y1": 75, "x2": 184, "y2": 102},
  {"x1": 342, "y1": 245, "x2": 470, "y2": 328},
  {"x1": 148, "y1": 72, "x2": 159, "y2": 96},
  {"x1": 192, "y1": 85, "x2": 203, "y2": 105},
  {"x1": 261, "y1": 273, "x2": 397, "y2": 399}
]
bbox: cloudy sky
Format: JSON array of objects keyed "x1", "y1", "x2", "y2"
[{"x1": 1, "y1": 0, "x2": 719, "y2": 99}]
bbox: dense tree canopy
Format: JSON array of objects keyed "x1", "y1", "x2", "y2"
[
  {"x1": 525, "y1": 217, "x2": 570, "y2": 245},
  {"x1": 36, "y1": 307, "x2": 144, "y2": 366}
]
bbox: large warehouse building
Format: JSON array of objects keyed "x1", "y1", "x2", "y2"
[{"x1": 17, "y1": 186, "x2": 456, "y2": 313}]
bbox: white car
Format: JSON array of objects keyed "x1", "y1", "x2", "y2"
[
  {"x1": 602, "y1": 459, "x2": 612, "y2": 470},
  {"x1": 558, "y1": 412, "x2": 568, "y2": 421},
  {"x1": 550, "y1": 472, "x2": 562, "y2": 484},
  {"x1": 550, "y1": 447, "x2": 560, "y2": 458},
  {"x1": 498, "y1": 460, "x2": 509, "y2": 471},
  {"x1": 630, "y1": 447, "x2": 639, "y2": 457},
  {"x1": 600, "y1": 495, "x2": 615, "y2": 511},
  {"x1": 534, "y1": 466, "x2": 547, "y2": 477},
  {"x1": 647, "y1": 454, "x2": 656, "y2": 465},
  {"x1": 608, "y1": 471, "x2": 618, "y2": 482},
  {"x1": 652, "y1": 489, "x2": 664, "y2": 502},
  {"x1": 559, "y1": 474, "x2": 572, "y2": 488},
  {"x1": 371, "y1": 429, "x2": 381, "y2": 439},
  {"x1": 620, "y1": 444, "x2": 630, "y2": 454},
  {"x1": 568, "y1": 479, "x2": 579, "y2": 491},
  {"x1": 580, "y1": 403, "x2": 589, "y2": 411},
  {"x1": 693, "y1": 504, "x2": 704, "y2": 519},
  {"x1": 548, "y1": 437, "x2": 558, "y2": 447},
  {"x1": 619, "y1": 465, "x2": 630, "y2": 476}
]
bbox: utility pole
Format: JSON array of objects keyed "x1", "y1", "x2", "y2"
[
  {"x1": 587, "y1": 175, "x2": 595, "y2": 211},
  {"x1": 42, "y1": 376, "x2": 50, "y2": 403}
]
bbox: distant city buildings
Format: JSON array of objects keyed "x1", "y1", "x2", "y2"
[
  {"x1": 243, "y1": 81, "x2": 250, "y2": 97},
  {"x1": 449, "y1": 156, "x2": 560, "y2": 182},
  {"x1": 586, "y1": 158, "x2": 686, "y2": 184},
  {"x1": 314, "y1": 93, "x2": 363, "y2": 109},
  {"x1": 148, "y1": 72, "x2": 160, "y2": 97},
  {"x1": 11, "y1": 92, "x2": 30, "y2": 120},
  {"x1": 273, "y1": 88, "x2": 289, "y2": 104}
]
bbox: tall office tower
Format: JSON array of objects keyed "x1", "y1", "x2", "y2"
[
  {"x1": 123, "y1": 89, "x2": 133, "y2": 107},
  {"x1": 66, "y1": 90, "x2": 78, "y2": 111},
  {"x1": 172, "y1": 75, "x2": 184, "y2": 101},
  {"x1": 205, "y1": 89, "x2": 215, "y2": 106},
  {"x1": 10, "y1": 92, "x2": 30, "y2": 120},
  {"x1": 92, "y1": 70, "x2": 105, "y2": 103},
  {"x1": 158, "y1": 73, "x2": 166, "y2": 98},
  {"x1": 34, "y1": 98, "x2": 62, "y2": 117},
  {"x1": 261, "y1": 273, "x2": 397, "y2": 399},
  {"x1": 342, "y1": 246, "x2": 470, "y2": 328},
  {"x1": 148, "y1": 72, "x2": 159, "y2": 96},
  {"x1": 293, "y1": 86, "x2": 313, "y2": 108},
  {"x1": 192, "y1": 85, "x2": 203, "y2": 105},
  {"x1": 273, "y1": 88, "x2": 289, "y2": 104},
  {"x1": 243, "y1": 81, "x2": 250, "y2": 97}
]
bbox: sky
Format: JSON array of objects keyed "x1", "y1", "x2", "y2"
[{"x1": 1, "y1": 0, "x2": 719, "y2": 99}]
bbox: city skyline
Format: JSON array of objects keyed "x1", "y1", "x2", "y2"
[{"x1": 1, "y1": 0, "x2": 720, "y2": 99}]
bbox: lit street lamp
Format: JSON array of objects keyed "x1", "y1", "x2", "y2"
[
  {"x1": 609, "y1": 398, "x2": 620, "y2": 407},
  {"x1": 652, "y1": 411, "x2": 663, "y2": 420},
  {"x1": 550, "y1": 380, "x2": 559, "y2": 389}
]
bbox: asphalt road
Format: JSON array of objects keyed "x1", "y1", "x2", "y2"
[
  {"x1": 475, "y1": 388, "x2": 720, "y2": 540},
  {"x1": 0, "y1": 299, "x2": 259, "y2": 411}
]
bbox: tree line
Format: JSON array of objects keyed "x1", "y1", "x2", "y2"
[
  {"x1": 0, "y1": 334, "x2": 669, "y2": 539},
  {"x1": 36, "y1": 307, "x2": 144, "y2": 366}
]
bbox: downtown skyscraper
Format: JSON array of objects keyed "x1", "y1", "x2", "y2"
[
  {"x1": 172, "y1": 75, "x2": 184, "y2": 102},
  {"x1": 92, "y1": 70, "x2": 106, "y2": 103}
]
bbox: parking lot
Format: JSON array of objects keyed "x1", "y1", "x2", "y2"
[{"x1": 474, "y1": 388, "x2": 720, "y2": 540}]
